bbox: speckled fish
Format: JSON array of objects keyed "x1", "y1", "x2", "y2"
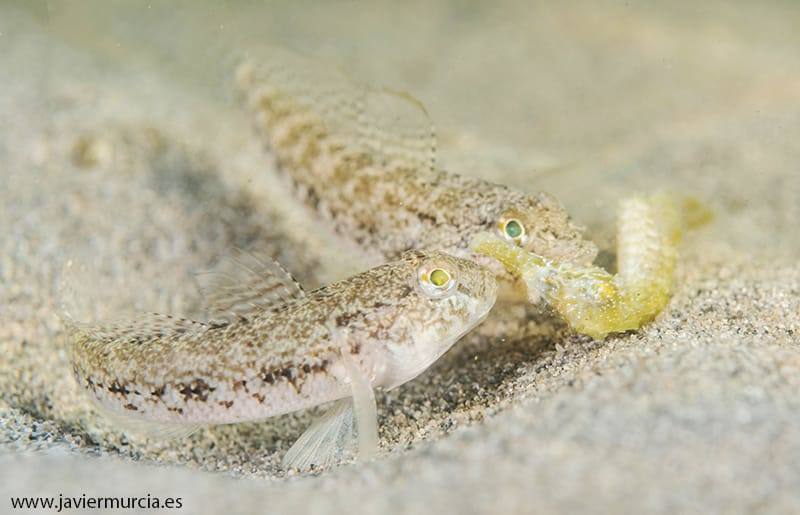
[
  {"x1": 234, "y1": 47, "x2": 597, "y2": 295},
  {"x1": 64, "y1": 250, "x2": 497, "y2": 469}
]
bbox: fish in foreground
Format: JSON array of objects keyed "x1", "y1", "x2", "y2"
[
  {"x1": 472, "y1": 195, "x2": 710, "y2": 340},
  {"x1": 234, "y1": 47, "x2": 597, "y2": 296},
  {"x1": 63, "y1": 250, "x2": 497, "y2": 470}
]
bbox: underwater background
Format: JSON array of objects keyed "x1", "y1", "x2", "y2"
[{"x1": 2, "y1": 1, "x2": 800, "y2": 513}]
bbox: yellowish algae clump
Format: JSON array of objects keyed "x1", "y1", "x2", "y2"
[{"x1": 473, "y1": 195, "x2": 709, "y2": 340}]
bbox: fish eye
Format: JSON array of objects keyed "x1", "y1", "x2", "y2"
[
  {"x1": 501, "y1": 218, "x2": 525, "y2": 242},
  {"x1": 418, "y1": 264, "x2": 457, "y2": 298},
  {"x1": 429, "y1": 268, "x2": 451, "y2": 287}
]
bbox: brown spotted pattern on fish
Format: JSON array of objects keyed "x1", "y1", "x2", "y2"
[
  {"x1": 235, "y1": 48, "x2": 597, "y2": 283},
  {"x1": 65, "y1": 250, "x2": 497, "y2": 428}
]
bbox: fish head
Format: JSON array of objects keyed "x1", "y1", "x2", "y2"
[
  {"x1": 404, "y1": 250, "x2": 498, "y2": 326},
  {"x1": 369, "y1": 250, "x2": 497, "y2": 387},
  {"x1": 492, "y1": 192, "x2": 597, "y2": 266},
  {"x1": 460, "y1": 190, "x2": 596, "y2": 301}
]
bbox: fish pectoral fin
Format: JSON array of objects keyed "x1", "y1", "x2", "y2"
[
  {"x1": 340, "y1": 351, "x2": 378, "y2": 463},
  {"x1": 196, "y1": 249, "x2": 306, "y2": 324},
  {"x1": 282, "y1": 399, "x2": 355, "y2": 471},
  {"x1": 282, "y1": 341, "x2": 379, "y2": 472}
]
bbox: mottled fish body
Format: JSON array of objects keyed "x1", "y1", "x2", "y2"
[
  {"x1": 234, "y1": 48, "x2": 597, "y2": 284},
  {"x1": 66, "y1": 250, "x2": 497, "y2": 440}
]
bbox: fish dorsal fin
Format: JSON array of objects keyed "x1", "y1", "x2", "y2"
[
  {"x1": 239, "y1": 46, "x2": 437, "y2": 174},
  {"x1": 197, "y1": 250, "x2": 306, "y2": 324},
  {"x1": 358, "y1": 87, "x2": 437, "y2": 173},
  {"x1": 77, "y1": 313, "x2": 209, "y2": 345},
  {"x1": 59, "y1": 260, "x2": 208, "y2": 344}
]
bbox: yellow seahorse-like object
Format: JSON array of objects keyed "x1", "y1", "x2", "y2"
[{"x1": 472, "y1": 195, "x2": 710, "y2": 340}]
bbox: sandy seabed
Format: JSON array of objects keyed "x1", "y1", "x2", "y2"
[{"x1": 1, "y1": 1, "x2": 800, "y2": 513}]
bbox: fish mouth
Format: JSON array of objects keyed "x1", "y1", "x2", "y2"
[
  {"x1": 465, "y1": 243, "x2": 525, "y2": 302},
  {"x1": 470, "y1": 232, "x2": 520, "y2": 272},
  {"x1": 441, "y1": 298, "x2": 494, "y2": 355}
]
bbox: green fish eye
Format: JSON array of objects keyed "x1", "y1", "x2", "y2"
[
  {"x1": 429, "y1": 268, "x2": 451, "y2": 287},
  {"x1": 504, "y1": 219, "x2": 523, "y2": 239}
]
